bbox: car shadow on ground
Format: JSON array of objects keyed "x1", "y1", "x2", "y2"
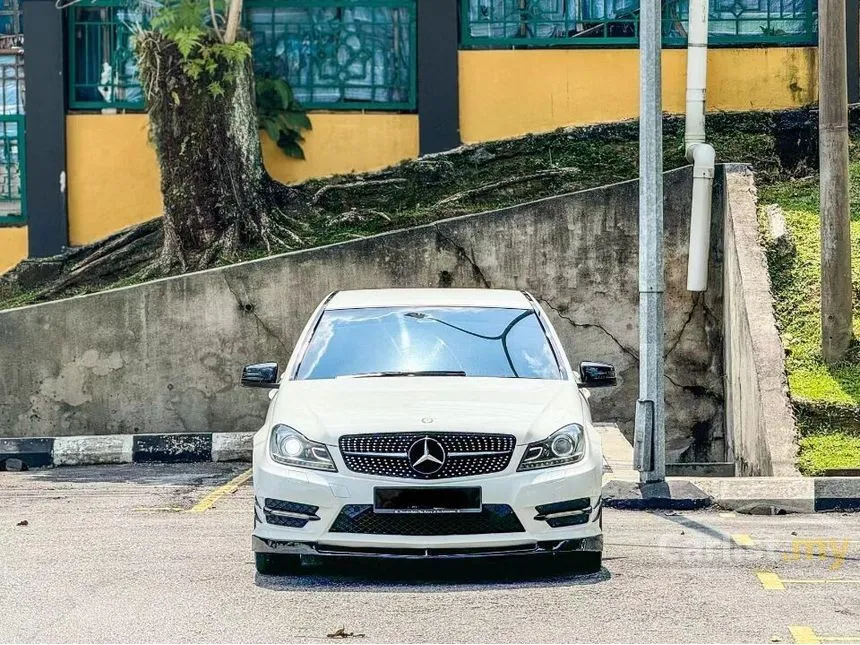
[{"x1": 255, "y1": 555, "x2": 611, "y2": 592}]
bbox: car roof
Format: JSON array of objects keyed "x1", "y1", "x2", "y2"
[{"x1": 326, "y1": 288, "x2": 532, "y2": 310}]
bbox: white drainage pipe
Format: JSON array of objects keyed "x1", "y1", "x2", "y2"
[
  {"x1": 684, "y1": 0, "x2": 716, "y2": 292},
  {"x1": 687, "y1": 144, "x2": 716, "y2": 291}
]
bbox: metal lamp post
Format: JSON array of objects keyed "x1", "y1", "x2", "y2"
[{"x1": 633, "y1": 0, "x2": 666, "y2": 484}]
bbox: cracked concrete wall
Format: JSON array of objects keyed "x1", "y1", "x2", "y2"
[
  {"x1": 723, "y1": 165, "x2": 798, "y2": 476},
  {"x1": 0, "y1": 167, "x2": 725, "y2": 461}
]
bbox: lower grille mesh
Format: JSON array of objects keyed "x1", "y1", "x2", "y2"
[
  {"x1": 329, "y1": 504, "x2": 525, "y2": 536},
  {"x1": 263, "y1": 498, "x2": 319, "y2": 528}
]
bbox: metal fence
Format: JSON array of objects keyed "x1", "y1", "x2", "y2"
[
  {"x1": 67, "y1": 0, "x2": 417, "y2": 112},
  {"x1": 248, "y1": 0, "x2": 417, "y2": 110},
  {"x1": 461, "y1": 0, "x2": 818, "y2": 48},
  {"x1": 66, "y1": 0, "x2": 818, "y2": 112},
  {"x1": 0, "y1": 0, "x2": 23, "y2": 225},
  {"x1": 67, "y1": 0, "x2": 145, "y2": 110}
]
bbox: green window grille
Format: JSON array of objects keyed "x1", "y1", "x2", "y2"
[
  {"x1": 67, "y1": 0, "x2": 417, "y2": 112},
  {"x1": 247, "y1": 0, "x2": 417, "y2": 110},
  {"x1": 461, "y1": 0, "x2": 818, "y2": 48},
  {"x1": 0, "y1": 0, "x2": 22, "y2": 46},
  {"x1": 68, "y1": 0, "x2": 146, "y2": 110},
  {"x1": 0, "y1": 0, "x2": 23, "y2": 226}
]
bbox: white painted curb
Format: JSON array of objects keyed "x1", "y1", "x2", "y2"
[
  {"x1": 53, "y1": 435, "x2": 133, "y2": 466},
  {"x1": 212, "y1": 432, "x2": 255, "y2": 462}
]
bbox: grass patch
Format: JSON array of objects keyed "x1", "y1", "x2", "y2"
[
  {"x1": 760, "y1": 159, "x2": 860, "y2": 473},
  {"x1": 759, "y1": 162, "x2": 860, "y2": 406},
  {"x1": 796, "y1": 433, "x2": 860, "y2": 476}
]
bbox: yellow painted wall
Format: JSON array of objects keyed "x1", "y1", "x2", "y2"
[
  {"x1": 262, "y1": 113, "x2": 419, "y2": 183},
  {"x1": 459, "y1": 47, "x2": 818, "y2": 143},
  {"x1": 66, "y1": 114, "x2": 163, "y2": 246},
  {"x1": 66, "y1": 113, "x2": 419, "y2": 247},
  {"x1": 0, "y1": 226, "x2": 27, "y2": 274}
]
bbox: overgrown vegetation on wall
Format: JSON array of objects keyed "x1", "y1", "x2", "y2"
[
  {"x1": 0, "y1": 106, "x2": 840, "y2": 311},
  {"x1": 760, "y1": 161, "x2": 860, "y2": 475}
]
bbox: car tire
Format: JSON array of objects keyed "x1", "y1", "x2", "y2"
[
  {"x1": 555, "y1": 551, "x2": 602, "y2": 574},
  {"x1": 255, "y1": 552, "x2": 302, "y2": 575}
]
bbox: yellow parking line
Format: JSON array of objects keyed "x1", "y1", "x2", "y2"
[
  {"x1": 188, "y1": 468, "x2": 252, "y2": 513},
  {"x1": 758, "y1": 571, "x2": 860, "y2": 590},
  {"x1": 790, "y1": 626, "x2": 860, "y2": 644},
  {"x1": 733, "y1": 534, "x2": 755, "y2": 547},
  {"x1": 790, "y1": 626, "x2": 820, "y2": 644},
  {"x1": 782, "y1": 578, "x2": 860, "y2": 585},
  {"x1": 770, "y1": 539, "x2": 860, "y2": 545},
  {"x1": 757, "y1": 572, "x2": 786, "y2": 590}
]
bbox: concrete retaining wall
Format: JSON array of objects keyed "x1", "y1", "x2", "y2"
[
  {"x1": 0, "y1": 167, "x2": 725, "y2": 460},
  {"x1": 722, "y1": 165, "x2": 798, "y2": 476}
]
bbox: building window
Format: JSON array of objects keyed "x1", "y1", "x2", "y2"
[
  {"x1": 67, "y1": 0, "x2": 417, "y2": 112},
  {"x1": 460, "y1": 0, "x2": 818, "y2": 48},
  {"x1": 0, "y1": 0, "x2": 22, "y2": 225},
  {"x1": 247, "y1": 0, "x2": 417, "y2": 110},
  {"x1": 68, "y1": 0, "x2": 145, "y2": 110}
]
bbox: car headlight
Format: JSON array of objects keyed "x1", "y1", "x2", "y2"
[
  {"x1": 269, "y1": 424, "x2": 337, "y2": 472},
  {"x1": 517, "y1": 424, "x2": 586, "y2": 471}
]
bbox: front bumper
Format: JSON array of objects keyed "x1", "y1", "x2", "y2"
[
  {"x1": 252, "y1": 448, "x2": 603, "y2": 556},
  {"x1": 252, "y1": 535, "x2": 603, "y2": 559}
]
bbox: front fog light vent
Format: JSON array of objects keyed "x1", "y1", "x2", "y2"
[
  {"x1": 534, "y1": 497, "x2": 593, "y2": 528},
  {"x1": 262, "y1": 498, "x2": 320, "y2": 528}
]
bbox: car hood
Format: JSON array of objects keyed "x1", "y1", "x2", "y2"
[{"x1": 271, "y1": 377, "x2": 584, "y2": 445}]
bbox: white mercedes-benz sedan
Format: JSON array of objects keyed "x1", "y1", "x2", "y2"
[{"x1": 243, "y1": 288, "x2": 616, "y2": 575}]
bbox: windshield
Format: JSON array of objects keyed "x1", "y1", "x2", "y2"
[{"x1": 295, "y1": 306, "x2": 563, "y2": 381}]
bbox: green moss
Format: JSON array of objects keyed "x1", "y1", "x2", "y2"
[
  {"x1": 797, "y1": 433, "x2": 860, "y2": 476},
  {"x1": 794, "y1": 398, "x2": 860, "y2": 436},
  {"x1": 0, "y1": 287, "x2": 41, "y2": 310}
]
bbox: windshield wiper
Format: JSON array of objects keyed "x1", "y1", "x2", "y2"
[{"x1": 338, "y1": 370, "x2": 467, "y2": 379}]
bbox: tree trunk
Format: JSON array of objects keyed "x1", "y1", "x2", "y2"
[{"x1": 135, "y1": 33, "x2": 297, "y2": 271}]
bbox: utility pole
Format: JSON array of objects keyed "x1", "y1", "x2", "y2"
[
  {"x1": 633, "y1": 0, "x2": 665, "y2": 483},
  {"x1": 820, "y1": 0, "x2": 853, "y2": 363}
]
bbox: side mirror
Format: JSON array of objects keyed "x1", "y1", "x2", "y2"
[
  {"x1": 579, "y1": 361, "x2": 617, "y2": 388},
  {"x1": 241, "y1": 362, "x2": 279, "y2": 389}
]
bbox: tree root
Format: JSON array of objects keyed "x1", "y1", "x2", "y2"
[
  {"x1": 11, "y1": 220, "x2": 164, "y2": 301},
  {"x1": 432, "y1": 167, "x2": 580, "y2": 208},
  {"x1": 310, "y1": 178, "x2": 407, "y2": 206},
  {"x1": 325, "y1": 208, "x2": 391, "y2": 227}
]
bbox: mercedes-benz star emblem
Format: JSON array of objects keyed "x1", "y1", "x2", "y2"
[{"x1": 407, "y1": 437, "x2": 447, "y2": 475}]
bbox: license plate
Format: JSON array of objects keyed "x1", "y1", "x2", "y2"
[{"x1": 373, "y1": 487, "x2": 482, "y2": 514}]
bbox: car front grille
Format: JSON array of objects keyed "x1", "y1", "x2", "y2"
[
  {"x1": 339, "y1": 432, "x2": 516, "y2": 479},
  {"x1": 329, "y1": 504, "x2": 525, "y2": 535}
]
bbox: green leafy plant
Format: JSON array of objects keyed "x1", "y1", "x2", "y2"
[
  {"x1": 148, "y1": 0, "x2": 210, "y2": 35},
  {"x1": 145, "y1": 0, "x2": 251, "y2": 96},
  {"x1": 256, "y1": 76, "x2": 312, "y2": 159}
]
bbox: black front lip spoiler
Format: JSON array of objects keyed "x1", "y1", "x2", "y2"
[{"x1": 252, "y1": 535, "x2": 603, "y2": 559}]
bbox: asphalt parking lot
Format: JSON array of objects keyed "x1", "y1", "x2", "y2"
[{"x1": 2, "y1": 464, "x2": 860, "y2": 644}]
